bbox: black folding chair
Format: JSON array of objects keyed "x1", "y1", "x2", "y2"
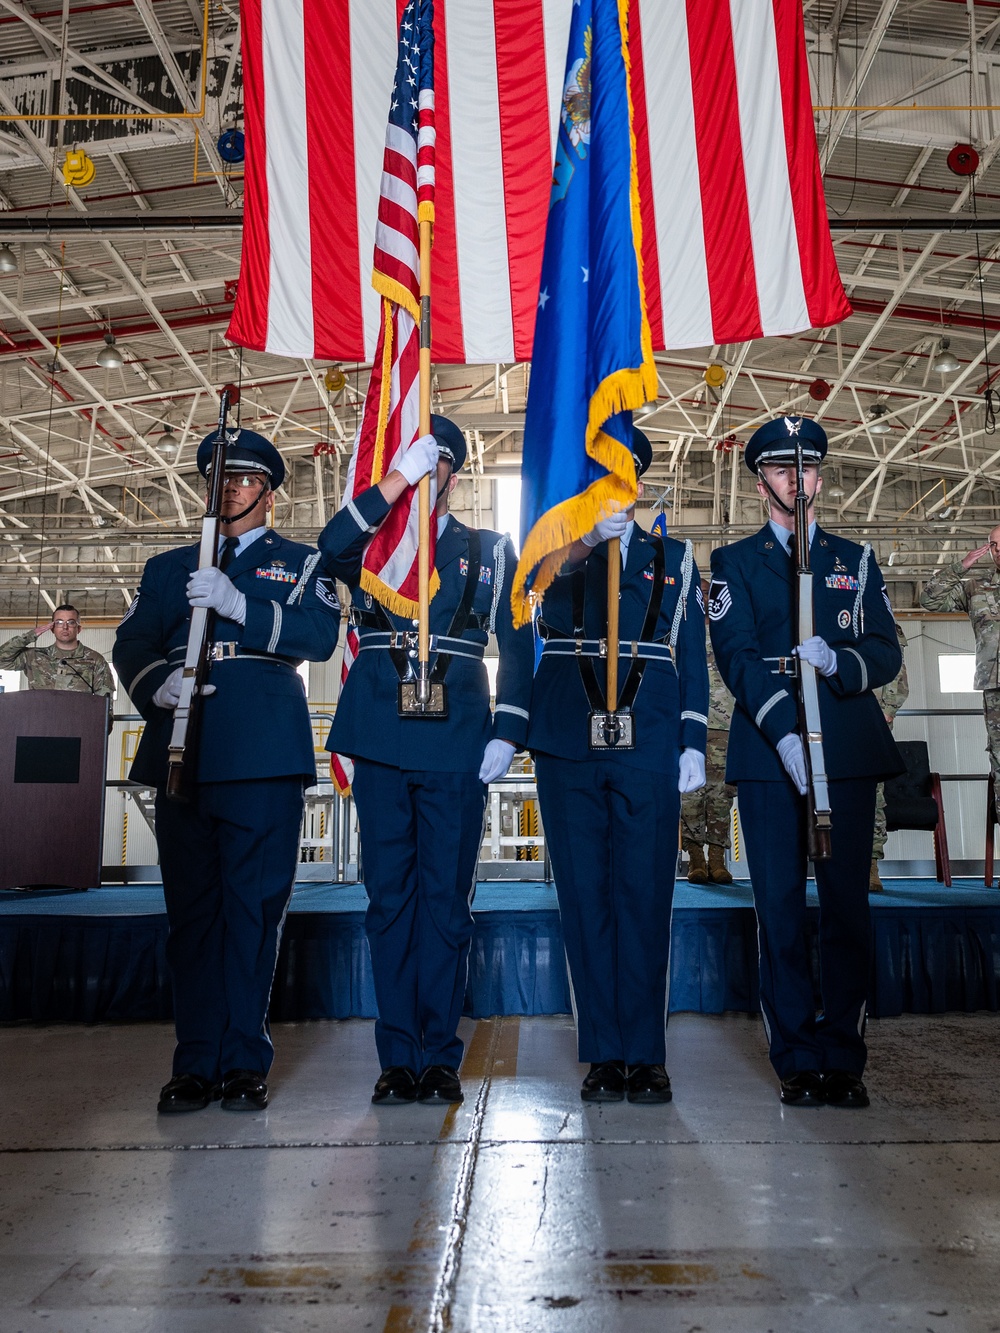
[{"x1": 884, "y1": 740, "x2": 951, "y2": 887}]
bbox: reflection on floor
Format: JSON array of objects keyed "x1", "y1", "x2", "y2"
[{"x1": 2, "y1": 1012, "x2": 1000, "y2": 1331}]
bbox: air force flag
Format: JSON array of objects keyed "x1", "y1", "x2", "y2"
[{"x1": 511, "y1": 0, "x2": 656, "y2": 628}]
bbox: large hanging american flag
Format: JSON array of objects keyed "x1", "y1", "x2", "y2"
[{"x1": 229, "y1": 0, "x2": 849, "y2": 364}]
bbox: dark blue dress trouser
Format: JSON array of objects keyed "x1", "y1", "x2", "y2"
[
  {"x1": 534, "y1": 754, "x2": 680, "y2": 1066},
  {"x1": 154, "y1": 777, "x2": 305, "y2": 1081},
  {"x1": 351, "y1": 759, "x2": 488, "y2": 1072},
  {"x1": 737, "y1": 776, "x2": 876, "y2": 1079}
]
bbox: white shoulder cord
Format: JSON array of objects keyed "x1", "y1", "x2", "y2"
[
  {"x1": 852, "y1": 543, "x2": 871, "y2": 638},
  {"x1": 286, "y1": 551, "x2": 321, "y2": 606},
  {"x1": 669, "y1": 539, "x2": 694, "y2": 650},
  {"x1": 488, "y1": 535, "x2": 506, "y2": 634}
]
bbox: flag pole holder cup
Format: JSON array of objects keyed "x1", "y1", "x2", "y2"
[
  {"x1": 589, "y1": 709, "x2": 634, "y2": 750},
  {"x1": 398, "y1": 674, "x2": 448, "y2": 719}
]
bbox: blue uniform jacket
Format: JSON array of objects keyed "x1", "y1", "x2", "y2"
[
  {"x1": 709, "y1": 524, "x2": 903, "y2": 783},
  {"x1": 114, "y1": 531, "x2": 341, "y2": 787},
  {"x1": 318, "y1": 485, "x2": 534, "y2": 774},
  {"x1": 526, "y1": 525, "x2": 710, "y2": 772}
]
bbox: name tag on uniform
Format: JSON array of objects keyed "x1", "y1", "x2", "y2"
[
  {"x1": 825, "y1": 573, "x2": 859, "y2": 591},
  {"x1": 256, "y1": 565, "x2": 298, "y2": 584}
]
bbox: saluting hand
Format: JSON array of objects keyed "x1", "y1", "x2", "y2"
[
  {"x1": 963, "y1": 542, "x2": 992, "y2": 571},
  {"x1": 34, "y1": 621, "x2": 54, "y2": 637},
  {"x1": 186, "y1": 567, "x2": 247, "y2": 625}
]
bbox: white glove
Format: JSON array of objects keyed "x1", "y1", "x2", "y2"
[
  {"x1": 397, "y1": 433, "x2": 440, "y2": 486},
  {"x1": 479, "y1": 739, "x2": 516, "y2": 784},
  {"x1": 581, "y1": 508, "x2": 629, "y2": 547},
  {"x1": 151, "y1": 667, "x2": 216, "y2": 710},
  {"x1": 777, "y1": 733, "x2": 808, "y2": 795},
  {"x1": 186, "y1": 567, "x2": 247, "y2": 625},
  {"x1": 677, "y1": 748, "x2": 706, "y2": 794},
  {"x1": 796, "y1": 635, "x2": 838, "y2": 678}
]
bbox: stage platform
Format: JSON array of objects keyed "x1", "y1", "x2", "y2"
[{"x1": 1, "y1": 878, "x2": 999, "y2": 1024}]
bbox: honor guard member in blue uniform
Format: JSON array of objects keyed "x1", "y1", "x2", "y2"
[
  {"x1": 318, "y1": 415, "x2": 534, "y2": 1107},
  {"x1": 114, "y1": 431, "x2": 341, "y2": 1114},
  {"x1": 527, "y1": 428, "x2": 709, "y2": 1105},
  {"x1": 709, "y1": 416, "x2": 902, "y2": 1110}
]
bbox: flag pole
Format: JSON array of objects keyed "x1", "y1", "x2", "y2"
[
  {"x1": 606, "y1": 538, "x2": 620, "y2": 712},
  {"x1": 416, "y1": 214, "x2": 432, "y2": 704}
]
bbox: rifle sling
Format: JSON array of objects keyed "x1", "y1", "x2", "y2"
[{"x1": 571, "y1": 537, "x2": 666, "y2": 714}]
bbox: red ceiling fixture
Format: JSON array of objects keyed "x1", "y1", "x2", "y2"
[
  {"x1": 808, "y1": 378, "x2": 831, "y2": 401},
  {"x1": 947, "y1": 143, "x2": 980, "y2": 176},
  {"x1": 714, "y1": 433, "x2": 742, "y2": 453}
]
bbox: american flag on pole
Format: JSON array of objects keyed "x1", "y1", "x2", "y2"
[
  {"x1": 329, "y1": 0, "x2": 435, "y2": 794},
  {"x1": 229, "y1": 0, "x2": 848, "y2": 364},
  {"x1": 330, "y1": 626, "x2": 357, "y2": 796}
]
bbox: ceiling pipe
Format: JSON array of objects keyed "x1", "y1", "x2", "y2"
[
  {"x1": 1, "y1": 215, "x2": 999, "y2": 241},
  {"x1": 0, "y1": 308, "x2": 232, "y2": 358}
]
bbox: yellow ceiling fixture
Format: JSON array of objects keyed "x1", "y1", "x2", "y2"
[
  {"x1": 62, "y1": 148, "x2": 95, "y2": 188},
  {"x1": 324, "y1": 366, "x2": 346, "y2": 393},
  {"x1": 704, "y1": 363, "x2": 727, "y2": 390}
]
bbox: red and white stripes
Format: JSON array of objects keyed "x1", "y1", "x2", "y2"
[{"x1": 229, "y1": 0, "x2": 849, "y2": 365}]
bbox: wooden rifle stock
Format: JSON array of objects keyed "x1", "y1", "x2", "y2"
[
  {"x1": 792, "y1": 444, "x2": 833, "y2": 860},
  {"x1": 164, "y1": 388, "x2": 236, "y2": 801}
]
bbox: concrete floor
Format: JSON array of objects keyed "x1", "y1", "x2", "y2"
[{"x1": 2, "y1": 1013, "x2": 1000, "y2": 1332}]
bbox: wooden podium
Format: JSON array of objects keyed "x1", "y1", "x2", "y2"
[{"x1": 0, "y1": 691, "x2": 109, "y2": 890}]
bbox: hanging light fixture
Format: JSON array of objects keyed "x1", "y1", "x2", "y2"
[
  {"x1": 933, "y1": 337, "x2": 960, "y2": 374},
  {"x1": 157, "y1": 422, "x2": 179, "y2": 459},
  {"x1": 96, "y1": 332, "x2": 123, "y2": 369},
  {"x1": 867, "y1": 402, "x2": 892, "y2": 435},
  {"x1": 0, "y1": 245, "x2": 17, "y2": 274}
]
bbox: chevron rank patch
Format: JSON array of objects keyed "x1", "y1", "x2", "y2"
[
  {"x1": 119, "y1": 592, "x2": 139, "y2": 625},
  {"x1": 708, "y1": 580, "x2": 731, "y2": 620},
  {"x1": 696, "y1": 585, "x2": 705, "y2": 614},
  {"x1": 315, "y1": 577, "x2": 340, "y2": 611},
  {"x1": 882, "y1": 584, "x2": 893, "y2": 614}
]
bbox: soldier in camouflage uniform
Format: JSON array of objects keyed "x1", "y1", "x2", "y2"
[
  {"x1": 870, "y1": 622, "x2": 909, "y2": 892},
  {"x1": 920, "y1": 528, "x2": 1000, "y2": 824},
  {"x1": 681, "y1": 611, "x2": 736, "y2": 884},
  {"x1": 0, "y1": 604, "x2": 114, "y2": 702}
]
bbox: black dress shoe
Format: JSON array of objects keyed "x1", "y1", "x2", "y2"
[
  {"x1": 417, "y1": 1065, "x2": 463, "y2": 1104},
  {"x1": 157, "y1": 1073, "x2": 220, "y2": 1114},
  {"x1": 779, "y1": 1070, "x2": 826, "y2": 1107},
  {"x1": 823, "y1": 1071, "x2": 870, "y2": 1109},
  {"x1": 626, "y1": 1063, "x2": 672, "y2": 1104},
  {"x1": 371, "y1": 1066, "x2": 419, "y2": 1105},
  {"x1": 580, "y1": 1060, "x2": 626, "y2": 1103},
  {"x1": 220, "y1": 1068, "x2": 269, "y2": 1112}
]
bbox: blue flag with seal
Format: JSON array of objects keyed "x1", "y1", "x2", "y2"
[{"x1": 511, "y1": 0, "x2": 656, "y2": 629}]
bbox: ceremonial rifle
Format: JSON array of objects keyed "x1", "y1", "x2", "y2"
[
  {"x1": 793, "y1": 441, "x2": 833, "y2": 860},
  {"x1": 165, "y1": 385, "x2": 239, "y2": 801}
]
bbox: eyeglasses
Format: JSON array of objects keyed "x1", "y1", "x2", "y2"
[
  {"x1": 53, "y1": 620, "x2": 79, "y2": 628},
  {"x1": 223, "y1": 474, "x2": 267, "y2": 490}
]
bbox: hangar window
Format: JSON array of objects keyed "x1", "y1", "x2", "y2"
[{"x1": 938, "y1": 654, "x2": 978, "y2": 693}]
